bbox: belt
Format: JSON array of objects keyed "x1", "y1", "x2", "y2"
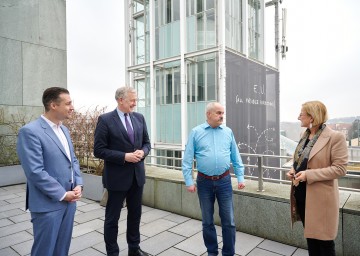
[{"x1": 197, "y1": 170, "x2": 230, "y2": 181}]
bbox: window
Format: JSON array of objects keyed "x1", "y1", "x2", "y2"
[
  {"x1": 248, "y1": 0, "x2": 264, "y2": 61},
  {"x1": 187, "y1": 0, "x2": 216, "y2": 52},
  {"x1": 225, "y1": 0, "x2": 243, "y2": 53},
  {"x1": 187, "y1": 55, "x2": 217, "y2": 103}
]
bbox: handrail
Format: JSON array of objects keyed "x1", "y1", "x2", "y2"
[{"x1": 145, "y1": 150, "x2": 360, "y2": 193}]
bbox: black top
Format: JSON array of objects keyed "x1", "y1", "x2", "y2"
[{"x1": 293, "y1": 139, "x2": 310, "y2": 203}]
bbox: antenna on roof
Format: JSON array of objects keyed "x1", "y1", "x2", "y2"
[{"x1": 281, "y1": 8, "x2": 288, "y2": 59}]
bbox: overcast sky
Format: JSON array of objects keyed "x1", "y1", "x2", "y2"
[{"x1": 66, "y1": 0, "x2": 360, "y2": 122}]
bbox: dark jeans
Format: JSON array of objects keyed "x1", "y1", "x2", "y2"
[
  {"x1": 196, "y1": 174, "x2": 235, "y2": 256},
  {"x1": 104, "y1": 177, "x2": 144, "y2": 256},
  {"x1": 296, "y1": 200, "x2": 335, "y2": 256}
]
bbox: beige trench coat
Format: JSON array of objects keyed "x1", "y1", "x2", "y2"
[{"x1": 290, "y1": 126, "x2": 348, "y2": 240}]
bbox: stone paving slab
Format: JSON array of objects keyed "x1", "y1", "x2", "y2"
[
  {"x1": 69, "y1": 231, "x2": 104, "y2": 255},
  {"x1": 168, "y1": 219, "x2": 203, "y2": 237},
  {"x1": 72, "y1": 219, "x2": 104, "y2": 237},
  {"x1": 140, "y1": 218, "x2": 178, "y2": 237},
  {"x1": 0, "y1": 231, "x2": 32, "y2": 250},
  {"x1": 0, "y1": 184, "x2": 309, "y2": 256},
  {"x1": 0, "y1": 221, "x2": 32, "y2": 238},
  {"x1": 74, "y1": 208, "x2": 105, "y2": 224},
  {"x1": 235, "y1": 232, "x2": 264, "y2": 255},
  {"x1": 0, "y1": 247, "x2": 19, "y2": 256},
  {"x1": 247, "y1": 248, "x2": 283, "y2": 256},
  {"x1": 0, "y1": 209, "x2": 25, "y2": 220},
  {"x1": 11, "y1": 239, "x2": 32, "y2": 256},
  {"x1": 157, "y1": 247, "x2": 193, "y2": 256},
  {"x1": 258, "y1": 239, "x2": 297, "y2": 256},
  {"x1": 9, "y1": 212, "x2": 31, "y2": 223},
  {"x1": 140, "y1": 231, "x2": 187, "y2": 255},
  {"x1": 174, "y1": 232, "x2": 209, "y2": 255}
]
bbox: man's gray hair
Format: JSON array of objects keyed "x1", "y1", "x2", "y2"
[
  {"x1": 115, "y1": 86, "x2": 136, "y2": 100},
  {"x1": 206, "y1": 102, "x2": 220, "y2": 113}
]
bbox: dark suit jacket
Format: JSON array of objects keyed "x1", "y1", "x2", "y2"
[{"x1": 94, "y1": 109, "x2": 151, "y2": 191}]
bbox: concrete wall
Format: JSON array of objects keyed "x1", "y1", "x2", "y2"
[
  {"x1": 143, "y1": 166, "x2": 360, "y2": 256},
  {"x1": 0, "y1": 0, "x2": 67, "y2": 165}
]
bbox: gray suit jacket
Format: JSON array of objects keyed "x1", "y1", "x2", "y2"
[{"x1": 17, "y1": 117, "x2": 83, "y2": 212}]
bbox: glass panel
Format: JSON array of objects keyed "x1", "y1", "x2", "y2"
[
  {"x1": 174, "y1": 69, "x2": 181, "y2": 103},
  {"x1": 225, "y1": 0, "x2": 243, "y2": 53},
  {"x1": 173, "y1": 0, "x2": 180, "y2": 21},
  {"x1": 196, "y1": 13, "x2": 204, "y2": 50},
  {"x1": 166, "y1": 0, "x2": 172, "y2": 23},
  {"x1": 206, "y1": 0, "x2": 214, "y2": 10},
  {"x1": 197, "y1": 0, "x2": 203, "y2": 13},
  {"x1": 172, "y1": 21, "x2": 180, "y2": 56},
  {"x1": 166, "y1": 73, "x2": 173, "y2": 104},
  {"x1": 197, "y1": 62, "x2": 204, "y2": 101},
  {"x1": 135, "y1": 16, "x2": 145, "y2": 64},
  {"x1": 248, "y1": 0, "x2": 264, "y2": 61},
  {"x1": 136, "y1": 80, "x2": 146, "y2": 108},
  {"x1": 207, "y1": 59, "x2": 216, "y2": 100},
  {"x1": 206, "y1": 10, "x2": 215, "y2": 47},
  {"x1": 186, "y1": 16, "x2": 196, "y2": 52},
  {"x1": 134, "y1": 1, "x2": 144, "y2": 12},
  {"x1": 155, "y1": 0, "x2": 159, "y2": 27}
]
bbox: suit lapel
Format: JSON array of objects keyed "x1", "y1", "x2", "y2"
[
  {"x1": 129, "y1": 113, "x2": 137, "y2": 144},
  {"x1": 39, "y1": 118, "x2": 70, "y2": 162},
  {"x1": 308, "y1": 127, "x2": 330, "y2": 161},
  {"x1": 112, "y1": 110, "x2": 132, "y2": 143}
]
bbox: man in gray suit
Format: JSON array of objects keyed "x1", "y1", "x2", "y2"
[{"x1": 17, "y1": 87, "x2": 83, "y2": 256}]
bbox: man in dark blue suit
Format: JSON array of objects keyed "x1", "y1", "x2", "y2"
[
  {"x1": 17, "y1": 87, "x2": 83, "y2": 256},
  {"x1": 94, "y1": 86, "x2": 151, "y2": 256}
]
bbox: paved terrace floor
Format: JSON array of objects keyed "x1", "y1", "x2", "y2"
[{"x1": 0, "y1": 184, "x2": 308, "y2": 256}]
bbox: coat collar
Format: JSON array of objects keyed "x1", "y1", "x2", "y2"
[
  {"x1": 39, "y1": 117, "x2": 71, "y2": 162},
  {"x1": 308, "y1": 125, "x2": 332, "y2": 161},
  {"x1": 111, "y1": 109, "x2": 136, "y2": 144}
]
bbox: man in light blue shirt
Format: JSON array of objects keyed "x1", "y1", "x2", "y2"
[{"x1": 182, "y1": 102, "x2": 245, "y2": 256}]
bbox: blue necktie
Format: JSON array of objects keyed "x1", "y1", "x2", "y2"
[{"x1": 124, "y1": 113, "x2": 134, "y2": 144}]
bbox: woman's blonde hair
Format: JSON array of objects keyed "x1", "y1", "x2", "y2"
[{"x1": 302, "y1": 100, "x2": 328, "y2": 126}]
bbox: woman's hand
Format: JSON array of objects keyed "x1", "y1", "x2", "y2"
[
  {"x1": 295, "y1": 171, "x2": 307, "y2": 183},
  {"x1": 286, "y1": 168, "x2": 295, "y2": 180}
]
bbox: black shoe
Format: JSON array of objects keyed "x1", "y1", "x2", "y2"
[{"x1": 128, "y1": 248, "x2": 149, "y2": 256}]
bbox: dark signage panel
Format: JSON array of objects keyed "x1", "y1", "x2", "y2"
[{"x1": 225, "y1": 51, "x2": 280, "y2": 178}]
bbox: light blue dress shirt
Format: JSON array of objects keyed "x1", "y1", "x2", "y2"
[{"x1": 182, "y1": 122, "x2": 245, "y2": 186}]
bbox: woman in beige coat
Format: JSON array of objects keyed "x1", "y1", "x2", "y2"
[{"x1": 287, "y1": 101, "x2": 348, "y2": 256}]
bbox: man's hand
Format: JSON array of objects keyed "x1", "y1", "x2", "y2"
[
  {"x1": 125, "y1": 152, "x2": 142, "y2": 163},
  {"x1": 134, "y1": 149, "x2": 144, "y2": 159},
  {"x1": 186, "y1": 185, "x2": 196, "y2": 193},
  {"x1": 238, "y1": 182, "x2": 245, "y2": 190},
  {"x1": 63, "y1": 190, "x2": 81, "y2": 202}
]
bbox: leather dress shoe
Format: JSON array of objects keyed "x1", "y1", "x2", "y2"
[{"x1": 128, "y1": 248, "x2": 149, "y2": 256}]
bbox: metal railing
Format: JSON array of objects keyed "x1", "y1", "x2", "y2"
[{"x1": 146, "y1": 150, "x2": 360, "y2": 193}]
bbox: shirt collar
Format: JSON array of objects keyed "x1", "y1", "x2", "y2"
[
  {"x1": 204, "y1": 121, "x2": 223, "y2": 129},
  {"x1": 41, "y1": 115, "x2": 62, "y2": 128}
]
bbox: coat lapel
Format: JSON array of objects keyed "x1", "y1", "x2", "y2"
[
  {"x1": 308, "y1": 126, "x2": 331, "y2": 161},
  {"x1": 129, "y1": 113, "x2": 137, "y2": 144},
  {"x1": 39, "y1": 118, "x2": 70, "y2": 161},
  {"x1": 112, "y1": 110, "x2": 132, "y2": 143}
]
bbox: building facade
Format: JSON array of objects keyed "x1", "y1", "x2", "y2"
[
  {"x1": 125, "y1": 0, "x2": 282, "y2": 175},
  {"x1": 0, "y1": 0, "x2": 67, "y2": 166}
]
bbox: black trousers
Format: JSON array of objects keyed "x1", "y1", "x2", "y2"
[
  {"x1": 296, "y1": 200, "x2": 335, "y2": 256},
  {"x1": 104, "y1": 177, "x2": 144, "y2": 256}
]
